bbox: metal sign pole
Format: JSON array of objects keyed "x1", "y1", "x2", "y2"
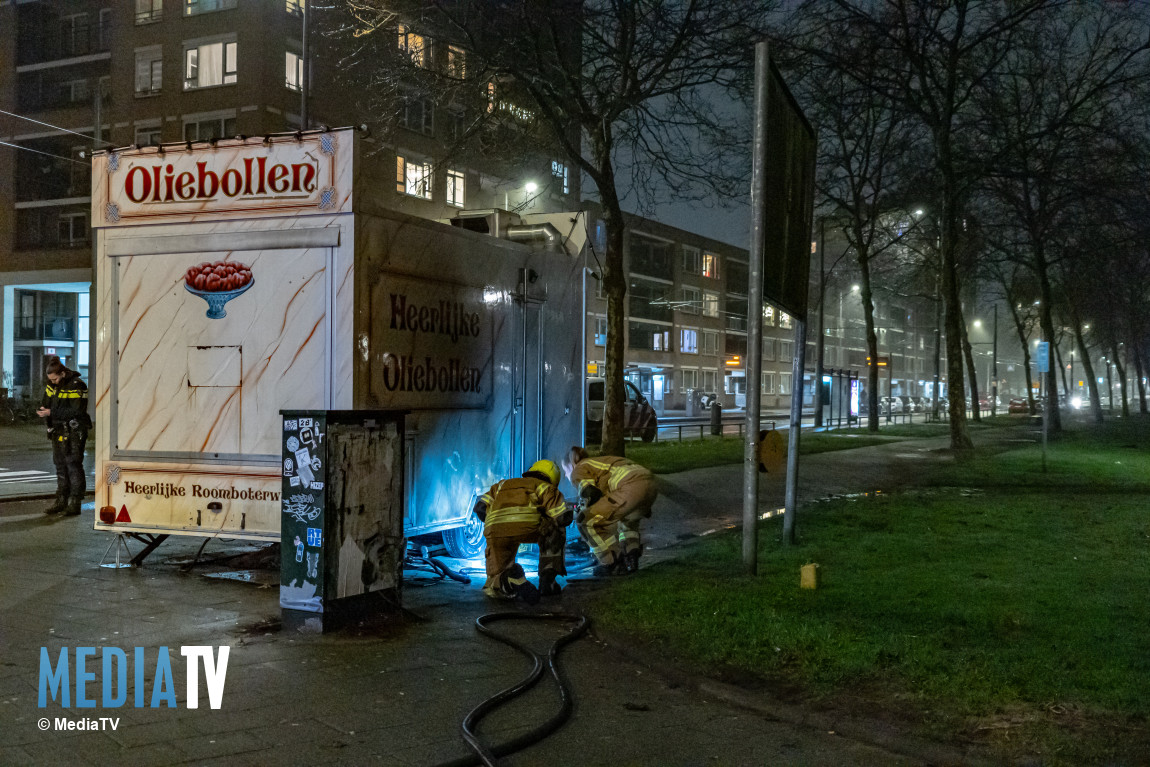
[
  {"x1": 743, "y1": 41, "x2": 770, "y2": 573},
  {"x1": 783, "y1": 319, "x2": 806, "y2": 545}
]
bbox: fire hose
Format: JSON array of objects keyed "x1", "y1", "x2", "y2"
[{"x1": 432, "y1": 611, "x2": 591, "y2": 767}]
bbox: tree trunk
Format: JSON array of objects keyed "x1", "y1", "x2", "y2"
[
  {"x1": 1134, "y1": 346, "x2": 1148, "y2": 414},
  {"x1": 940, "y1": 218, "x2": 971, "y2": 448},
  {"x1": 961, "y1": 318, "x2": 981, "y2": 422},
  {"x1": 1114, "y1": 344, "x2": 1129, "y2": 419},
  {"x1": 858, "y1": 246, "x2": 880, "y2": 432},
  {"x1": 1055, "y1": 342, "x2": 1070, "y2": 398},
  {"x1": 1007, "y1": 303, "x2": 1034, "y2": 414},
  {"x1": 1032, "y1": 243, "x2": 1062, "y2": 432},
  {"x1": 1074, "y1": 326, "x2": 1103, "y2": 424},
  {"x1": 593, "y1": 136, "x2": 628, "y2": 457}
]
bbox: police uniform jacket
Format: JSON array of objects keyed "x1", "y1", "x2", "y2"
[{"x1": 44, "y1": 371, "x2": 90, "y2": 441}]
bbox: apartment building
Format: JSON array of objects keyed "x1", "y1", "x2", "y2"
[{"x1": 0, "y1": 0, "x2": 576, "y2": 399}]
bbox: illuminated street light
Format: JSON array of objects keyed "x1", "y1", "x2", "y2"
[{"x1": 524, "y1": 182, "x2": 538, "y2": 193}]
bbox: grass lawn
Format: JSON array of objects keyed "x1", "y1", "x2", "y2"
[
  {"x1": 624, "y1": 428, "x2": 939, "y2": 474},
  {"x1": 587, "y1": 417, "x2": 1150, "y2": 763}
]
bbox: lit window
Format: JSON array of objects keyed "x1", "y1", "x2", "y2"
[
  {"x1": 398, "y1": 24, "x2": 429, "y2": 68},
  {"x1": 285, "y1": 51, "x2": 303, "y2": 92},
  {"x1": 551, "y1": 161, "x2": 569, "y2": 194},
  {"x1": 652, "y1": 330, "x2": 671, "y2": 351},
  {"x1": 286, "y1": 0, "x2": 302, "y2": 14},
  {"x1": 763, "y1": 305, "x2": 775, "y2": 325},
  {"x1": 184, "y1": 40, "x2": 237, "y2": 89},
  {"x1": 680, "y1": 329, "x2": 698, "y2": 354},
  {"x1": 396, "y1": 155, "x2": 432, "y2": 199},
  {"x1": 446, "y1": 169, "x2": 465, "y2": 208},
  {"x1": 779, "y1": 312, "x2": 793, "y2": 329},
  {"x1": 134, "y1": 47, "x2": 163, "y2": 96},
  {"x1": 702, "y1": 253, "x2": 719, "y2": 279},
  {"x1": 702, "y1": 292, "x2": 719, "y2": 318},
  {"x1": 184, "y1": 0, "x2": 237, "y2": 16},
  {"x1": 486, "y1": 82, "x2": 496, "y2": 113},
  {"x1": 447, "y1": 45, "x2": 466, "y2": 79}
]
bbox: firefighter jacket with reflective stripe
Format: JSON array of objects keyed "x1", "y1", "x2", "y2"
[
  {"x1": 44, "y1": 372, "x2": 90, "y2": 440},
  {"x1": 571, "y1": 456, "x2": 651, "y2": 499},
  {"x1": 479, "y1": 477, "x2": 567, "y2": 538}
]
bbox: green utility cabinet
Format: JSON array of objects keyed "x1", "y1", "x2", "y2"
[{"x1": 280, "y1": 410, "x2": 406, "y2": 632}]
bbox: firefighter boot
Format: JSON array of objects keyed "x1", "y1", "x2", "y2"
[
  {"x1": 43, "y1": 492, "x2": 68, "y2": 515},
  {"x1": 505, "y1": 564, "x2": 540, "y2": 605},
  {"x1": 623, "y1": 546, "x2": 644, "y2": 574},
  {"x1": 539, "y1": 572, "x2": 563, "y2": 598},
  {"x1": 592, "y1": 558, "x2": 623, "y2": 577},
  {"x1": 63, "y1": 495, "x2": 83, "y2": 517}
]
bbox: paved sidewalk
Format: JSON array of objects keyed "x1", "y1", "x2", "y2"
[{"x1": 0, "y1": 431, "x2": 1022, "y2": 766}]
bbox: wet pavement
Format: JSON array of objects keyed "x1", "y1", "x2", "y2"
[{"x1": 0, "y1": 426, "x2": 1024, "y2": 766}]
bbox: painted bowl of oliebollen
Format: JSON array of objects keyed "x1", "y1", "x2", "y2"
[{"x1": 184, "y1": 261, "x2": 255, "y2": 319}]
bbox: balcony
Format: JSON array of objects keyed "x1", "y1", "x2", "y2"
[
  {"x1": 18, "y1": 73, "x2": 111, "y2": 113},
  {"x1": 17, "y1": 21, "x2": 112, "y2": 67}
]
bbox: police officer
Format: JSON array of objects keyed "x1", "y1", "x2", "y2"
[
  {"x1": 37, "y1": 359, "x2": 90, "y2": 516},
  {"x1": 474, "y1": 460, "x2": 571, "y2": 603},
  {"x1": 563, "y1": 446, "x2": 657, "y2": 576}
]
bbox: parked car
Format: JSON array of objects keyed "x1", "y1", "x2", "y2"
[
  {"x1": 1007, "y1": 397, "x2": 1030, "y2": 414},
  {"x1": 586, "y1": 378, "x2": 658, "y2": 442},
  {"x1": 879, "y1": 396, "x2": 904, "y2": 415}
]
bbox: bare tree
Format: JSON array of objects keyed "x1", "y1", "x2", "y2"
[
  {"x1": 796, "y1": 0, "x2": 1050, "y2": 450},
  {"x1": 331, "y1": 0, "x2": 772, "y2": 455},
  {"x1": 783, "y1": 9, "x2": 926, "y2": 431},
  {"x1": 973, "y1": 1, "x2": 1150, "y2": 430}
]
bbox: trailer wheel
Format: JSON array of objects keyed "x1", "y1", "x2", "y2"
[{"x1": 442, "y1": 511, "x2": 486, "y2": 559}]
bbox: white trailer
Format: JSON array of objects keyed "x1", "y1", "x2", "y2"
[{"x1": 91, "y1": 128, "x2": 585, "y2": 560}]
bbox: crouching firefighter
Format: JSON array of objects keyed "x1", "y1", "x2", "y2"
[
  {"x1": 37, "y1": 359, "x2": 91, "y2": 516},
  {"x1": 474, "y1": 460, "x2": 571, "y2": 603},
  {"x1": 563, "y1": 447, "x2": 657, "y2": 576}
]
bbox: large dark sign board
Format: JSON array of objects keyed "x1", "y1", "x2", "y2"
[{"x1": 760, "y1": 60, "x2": 817, "y2": 320}]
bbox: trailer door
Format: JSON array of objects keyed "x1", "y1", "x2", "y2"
[{"x1": 513, "y1": 268, "x2": 546, "y2": 472}]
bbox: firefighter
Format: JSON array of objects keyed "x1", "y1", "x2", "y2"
[
  {"x1": 36, "y1": 358, "x2": 91, "y2": 516},
  {"x1": 563, "y1": 446, "x2": 657, "y2": 576},
  {"x1": 474, "y1": 460, "x2": 571, "y2": 603}
]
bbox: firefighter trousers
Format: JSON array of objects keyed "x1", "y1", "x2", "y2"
[
  {"x1": 483, "y1": 521, "x2": 567, "y2": 599},
  {"x1": 578, "y1": 478, "x2": 658, "y2": 566}
]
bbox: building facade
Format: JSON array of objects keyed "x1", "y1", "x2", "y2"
[{"x1": 0, "y1": 0, "x2": 577, "y2": 400}]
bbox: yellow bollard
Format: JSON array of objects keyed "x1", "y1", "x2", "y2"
[{"x1": 800, "y1": 563, "x2": 820, "y2": 590}]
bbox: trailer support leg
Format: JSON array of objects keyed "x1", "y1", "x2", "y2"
[{"x1": 125, "y1": 533, "x2": 169, "y2": 566}]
